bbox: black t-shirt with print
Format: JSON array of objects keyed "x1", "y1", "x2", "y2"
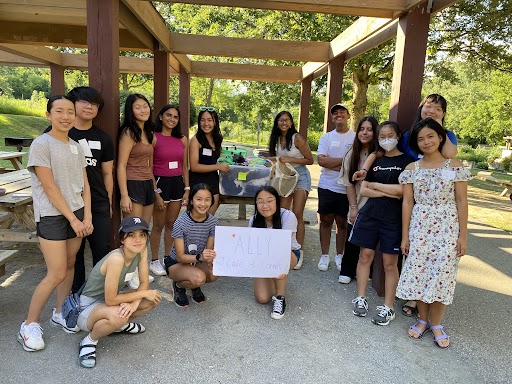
[{"x1": 359, "y1": 153, "x2": 414, "y2": 223}]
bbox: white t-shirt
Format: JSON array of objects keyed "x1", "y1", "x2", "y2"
[
  {"x1": 248, "y1": 208, "x2": 300, "y2": 251},
  {"x1": 317, "y1": 128, "x2": 355, "y2": 193}
]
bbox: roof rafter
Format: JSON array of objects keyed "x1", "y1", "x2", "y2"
[{"x1": 0, "y1": 43, "x2": 62, "y2": 65}]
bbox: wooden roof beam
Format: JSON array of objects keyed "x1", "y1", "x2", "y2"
[
  {"x1": 151, "y1": 0, "x2": 404, "y2": 18},
  {"x1": 119, "y1": 2, "x2": 155, "y2": 50},
  {"x1": 0, "y1": 51, "x2": 43, "y2": 67},
  {"x1": 170, "y1": 33, "x2": 330, "y2": 62},
  {"x1": 0, "y1": 43, "x2": 62, "y2": 65},
  {"x1": 121, "y1": 0, "x2": 191, "y2": 72}
]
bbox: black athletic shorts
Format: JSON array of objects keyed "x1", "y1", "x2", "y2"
[
  {"x1": 36, "y1": 208, "x2": 84, "y2": 241},
  {"x1": 127, "y1": 179, "x2": 156, "y2": 206}
]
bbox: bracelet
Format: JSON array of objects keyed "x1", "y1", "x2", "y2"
[
  {"x1": 361, "y1": 168, "x2": 368, "y2": 173},
  {"x1": 350, "y1": 205, "x2": 358, "y2": 208},
  {"x1": 184, "y1": 186, "x2": 190, "y2": 191},
  {"x1": 154, "y1": 188, "x2": 162, "y2": 194}
]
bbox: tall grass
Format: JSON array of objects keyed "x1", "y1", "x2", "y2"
[{"x1": 0, "y1": 96, "x2": 46, "y2": 117}]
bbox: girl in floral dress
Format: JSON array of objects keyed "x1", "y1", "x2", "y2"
[{"x1": 397, "y1": 118, "x2": 471, "y2": 348}]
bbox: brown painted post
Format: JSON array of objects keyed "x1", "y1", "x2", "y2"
[
  {"x1": 86, "y1": 0, "x2": 121, "y2": 246},
  {"x1": 179, "y1": 65, "x2": 191, "y2": 139},
  {"x1": 50, "y1": 63, "x2": 65, "y2": 95},
  {"x1": 153, "y1": 45, "x2": 169, "y2": 112},
  {"x1": 298, "y1": 75, "x2": 312, "y2": 139},
  {"x1": 323, "y1": 53, "x2": 345, "y2": 132},
  {"x1": 389, "y1": 1, "x2": 430, "y2": 133}
]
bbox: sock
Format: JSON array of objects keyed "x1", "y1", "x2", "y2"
[
  {"x1": 80, "y1": 334, "x2": 98, "y2": 357},
  {"x1": 337, "y1": 253, "x2": 344, "y2": 258}
]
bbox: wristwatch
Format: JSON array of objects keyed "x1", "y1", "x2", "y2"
[{"x1": 195, "y1": 253, "x2": 202, "y2": 262}]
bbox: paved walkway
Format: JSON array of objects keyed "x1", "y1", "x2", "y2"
[{"x1": 1, "y1": 165, "x2": 511, "y2": 383}]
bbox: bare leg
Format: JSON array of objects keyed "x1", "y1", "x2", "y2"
[
  {"x1": 209, "y1": 194, "x2": 220, "y2": 214},
  {"x1": 319, "y1": 213, "x2": 335, "y2": 254},
  {"x1": 164, "y1": 201, "x2": 182, "y2": 255},
  {"x1": 430, "y1": 301, "x2": 449, "y2": 348},
  {"x1": 55, "y1": 237, "x2": 82, "y2": 311},
  {"x1": 356, "y1": 248, "x2": 374, "y2": 297},
  {"x1": 409, "y1": 301, "x2": 430, "y2": 338},
  {"x1": 334, "y1": 214, "x2": 348, "y2": 255},
  {"x1": 291, "y1": 189, "x2": 308, "y2": 247},
  {"x1": 280, "y1": 195, "x2": 293, "y2": 211},
  {"x1": 149, "y1": 204, "x2": 167, "y2": 261},
  {"x1": 382, "y1": 253, "x2": 399, "y2": 308}
]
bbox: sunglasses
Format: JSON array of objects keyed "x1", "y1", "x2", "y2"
[{"x1": 199, "y1": 106, "x2": 215, "y2": 112}]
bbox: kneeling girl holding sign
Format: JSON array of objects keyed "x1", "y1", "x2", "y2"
[
  {"x1": 250, "y1": 186, "x2": 299, "y2": 319},
  {"x1": 76, "y1": 217, "x2": 161, "y2": 368}
]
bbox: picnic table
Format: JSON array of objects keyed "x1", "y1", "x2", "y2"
[
  {"x1": 0, "y1": 151, "x2": 27, "y2": 171},
  {"x1": 0, "y1": 169, "x2": 37, "y2": 243}
]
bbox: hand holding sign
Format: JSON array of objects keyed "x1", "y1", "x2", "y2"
[{"x1": 213, "y1": 226, "x2": 291, "y2": 278}]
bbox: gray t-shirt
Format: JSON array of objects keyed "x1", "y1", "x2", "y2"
[{"x1": 28, "y1": 133, "x2": 87, "y2": 221}]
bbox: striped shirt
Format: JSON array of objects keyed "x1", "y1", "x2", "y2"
[{"x1": 169, "y1": 211, "x2": 218, "y2": 261}]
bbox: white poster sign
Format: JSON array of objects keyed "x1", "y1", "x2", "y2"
[{"x1": 213, "y1": 226, "x2": 291, "y2": 278}]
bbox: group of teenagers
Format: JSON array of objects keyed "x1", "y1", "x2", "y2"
[{"x1": 16, "y1": 86, "x2": 470, "y2": 368}]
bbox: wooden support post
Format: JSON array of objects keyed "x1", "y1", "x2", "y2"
[
  {"x1": 389, "y1": 1, "x2": 431, "y2": 133},
  {"x1": 153, "y1": 44, "x2": 169, "y2": 112},
  {"x1": 323, "y1": 54, "x2": 345, "y2": 133},
  {"x1": 86, "y1": 0, "x2": 121, "y2": 247},
  {"x1": 179, "y1": 65, "x2": 191, "y2": 139},
  {"x1": 50, "y1": 63, "x2": 65, "y2": 95},
  {"x1": 298, "y1": 75, "x2": 312, "y2": 139}
]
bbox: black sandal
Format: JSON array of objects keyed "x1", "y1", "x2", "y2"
[
  {"x1": 115, "y1": 322, "x2": 146, "y2": 334},
  {"x1": 79, "y1": 343, "x2": 96, "y2": 368},
  {"x1": 401, "y1": 301, "x2": 417, "y2": 317}
]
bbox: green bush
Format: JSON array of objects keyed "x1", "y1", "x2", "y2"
[
  {"x1": 0, "y1": 96, "x2": 46, "y2": 117},
  {"x1": 501, "y1": 155, "x2": 512, "y2": 172},
  {"x1": 456, "y1": 146, "x2": 494, "y2": 163},
  {"x1": 476, "y1": 161, "x2": 488, "y2": 170},
  {"x1": 307, "y1": 130, "x2": 322, "y2": 151}
]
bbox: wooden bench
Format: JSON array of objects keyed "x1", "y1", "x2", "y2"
[
  {"x1": 0, "y1": 250, "x2": 18, "y2": 277},
  {"x1": 475, "y1": 171, "x2": 512, "y2": 197}
]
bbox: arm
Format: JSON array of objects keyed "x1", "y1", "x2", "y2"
[
  {"x1": 117, "y1": 132, "x2": 135, "y2": 214},
  {"x1": 346, "y1": 185, "x2": 358, "y2": 223},
  {"x1": 35, "y1": 166, "x2": 88, "y2": 237},
  {"x1": 174, "y1": 237, "x2": 205, "y2": 264},
  {"x1": 368, "y1": 182, "x2": 403, "y2": 198},
  {"x1": 101, "y1": 160, "x2": 114, "y2": 217},
  {"x1": 353, "y1": 153, "x2": 377, "y2": 181},
  {"x1": 81, "y1": 169, "x2": 93, "y2": 235},
  {"x1": 454, "y1": 180, "x2": 468, "y2": 257},
  {"x1": 181, "y1": 136, "x2": 190, "y2": 206},
  {"x1": 401, "y1": 183, "x2": 414, "y2": 256},
  {"x1": 359, "y1": 181, "x2": 399, "y2": 199},
  {"x1": 189, "y1": 136, "x2": 229, "y2": 173},
  {"x1": 441, "y1": 132, "x2": 458, "y2": 159},
  {"x1": 200, "y1": 236, "x2": 216, "y2": 267},
  {"x1": 317, "y1": 154, "x2": 343, "y2": 171},
  {"x1": 280, "y1": 134, "x2": 314, "y2": 166}
]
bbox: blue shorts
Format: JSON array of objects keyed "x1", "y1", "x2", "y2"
[
  {"x1": 294, "y1": 165, "x2": 311, "y2": 192},
  {"x1": 349, "y1": 213, "x2": 401, "y2": 254},
  {"x1": 292, "y1": 249, "x2": 301, "y2": 262}
]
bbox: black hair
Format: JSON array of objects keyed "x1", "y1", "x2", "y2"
[
  {"x1": 268, "y1": 111, "x2": 297, "y2": 157},
  {"x1": 408, "y1": 117, "x2": 447, "y2": 155},
  {"x1": 348, "y1": 116, "x2": 378, "y2": 185},
  {"x1": 187, "y1": 183, "x2": 214, "y2": 211},
  {"x1": 251, "y1": 186, "x2": 282, "y2": 229},
  {"x1": 119, "y1": 94, "x2": 155, "y2": 143},
  {"x1": 411, "y1": 93, "x2": 448, "y2": 130},
  {"x1": 47, "y1": 95, "x2": 74, "y2": 112},
  {"x1": 196, "y1": 109, "x2": 223, "y2": 156},
  {"x1": 155, "y1": 104, "x2": 183, "y2": 138},
  {"x1": 67, "y1": 86, "x2": 104, "y2": 111},
  {"x1": 375, "y1": 121, "x2": 401, "y2": 152}
]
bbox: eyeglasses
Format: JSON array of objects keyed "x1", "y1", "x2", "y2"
[
  {"x1": 78, "y1": 100, "x2": 100, "y2": 109},
  {"x1": 278, "y1": 118, "x2": 291, "y2": 123},
  {"x1": 199, "y1": 106, "x2": 215, "y2": 112},
  {"x1": 256, "y1": 199, "x2": 276, "y2": 206}
]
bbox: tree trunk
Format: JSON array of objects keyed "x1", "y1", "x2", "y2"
[
  {"x1": 351, "y1": 62, "x2": 371, "y2": 131},
  {"x1": 120, "y1": 73, "x2": 129, "y2": 91},
  {"x1": 205, "y1": 78, "x2": 215, "y2": 106}
]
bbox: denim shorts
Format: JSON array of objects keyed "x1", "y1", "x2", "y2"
[
  {"x1": 294, "y1": 165, "x2": 311, "y2": 192},
  {"x1": 77, "y1": 295, "x2": 103, "y2": 332}
]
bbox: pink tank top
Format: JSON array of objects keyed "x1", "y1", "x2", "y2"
[
  {"x1": 153, "y1": 133, "x2": 184, "y2": 177},
  {"x1": 126, "y1": 141, "x2": 153, "y2": 180}
]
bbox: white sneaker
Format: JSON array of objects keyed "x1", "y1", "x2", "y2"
[
  {"x1": 338, "y1": 275, "x2": 352, "y2": 284},
  {"x1": 149, "y1": 260, "x2": 167, "y2": 276},
  {"x1": 18, "y1": 321, "x2": 44, "y2": 351},
  {"x1": 335, "y1": 254, "x2": 343, "y2": 271},
  {"x1": 317, "y1": 254, "x2": 330, "y2": 271},
  {"x1": 293, "y1": 250, "x2": 304, "y2": 270},
  {"x1": 127, "y1": 269, "x2": 154, "y2": 290},
  {"x1": 50, "y1": 308, "x2": 80, "y2": 334}
]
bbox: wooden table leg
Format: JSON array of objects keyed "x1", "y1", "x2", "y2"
[{"x1": 238, "y1": 203, "x2": 246, "y2": 220}]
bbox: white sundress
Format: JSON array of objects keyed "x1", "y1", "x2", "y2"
[{"x1": 396, "y1": 159, "x2": 472, "y2": 305}]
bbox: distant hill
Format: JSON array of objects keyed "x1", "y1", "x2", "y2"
[{"x1": 0, "y1": 114, "x2": 47, "y2": 140}]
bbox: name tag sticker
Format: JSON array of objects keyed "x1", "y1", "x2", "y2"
[
  {"x1": 330, "y1": 141, "x2": 340, "y2": 147},
  {"x1": 238, "y1": 172, "x2": 248, "y2": 181},
  {"x1": 169, "y1": 161, "x2": 178, "y2": 169},
  {"x1": 188, "y1": 244, "x2": 198, "y2": 253},
  {"x1": 202, "y1": 148, "x2": 213, "y2": 156},
  {"x1": 441, "y1": 169, "x2": 456, "y2": 180},
  {"x1": 70, "y1": 145, "x2": 78, "y2": 154},
  {"x1": 88, "y1": 140, "x2": 101, "y2": 150},
  {"x1": 124, "y1": 272, "x2": 135, "y2": 282}
]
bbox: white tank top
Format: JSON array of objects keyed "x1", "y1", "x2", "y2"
[{"x1": 276, "y1": 133, "x2": 304, "y2": 167}]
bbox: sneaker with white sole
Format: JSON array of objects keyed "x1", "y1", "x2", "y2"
[
  {"x1": 335, "y1": 254, "x2": 343, "y2": 271},
  {"x1": 127, "y1": 268, "x2": 154, "y2": 290},
  {"x1": 18, "y1": 321, "x2": 44, "y2": 351},
  {"x1": 293, "y1": 250, "x2": 303, "y2": 270},
  {"x1": 338, "y1": 275, "x2": 352, "y2": 284},
  {"x1": 317, "y1": 254, "x2": 330, "y2": 271},
  {"x1": 271, "y1": 295, "x2": 286, "y2": 319},
  {"x1": 149, "y1": 260, "x2": 167, "y2": 276},
  {"x1": 352, "y1": 296, "x2": 368, "y2": 317},
  {"x1": 372, "y1": 305, "x2": 396, "y2": 326},
  {"x1": 50, "y1": 308, "x2": 80, "y2": 334}
]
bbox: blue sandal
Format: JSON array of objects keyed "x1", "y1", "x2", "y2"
[
  {"x1": 431, "y1": 325, "x2": 450, "y2": 349},
  {"x1": 409, "y1": 319, "x2": 430, "y2": 340}
]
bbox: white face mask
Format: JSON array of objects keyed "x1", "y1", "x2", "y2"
[{"x1": 379, "y1": 138, "x2": 398, "y2": 152}]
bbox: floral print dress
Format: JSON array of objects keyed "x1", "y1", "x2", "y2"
[{"x1": 396, "y1": 160, "x2": 472, "y2": 305}]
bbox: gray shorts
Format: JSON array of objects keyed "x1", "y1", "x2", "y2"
[{"x1": 77, "y1": 295, "x2": 103, "y2": 332}]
